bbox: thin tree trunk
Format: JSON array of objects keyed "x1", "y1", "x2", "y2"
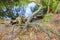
[
  {"x1": 47, "y1": 0, "x2": 50, "y2": 14},
  {"x1": 54, "y1": 2, "x2": 60, "y2": 14}
]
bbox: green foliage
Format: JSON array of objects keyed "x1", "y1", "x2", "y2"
[
  {"x1": 43, "y1": 13, "x2": 53, "y2": 24},
  {"x1": 0, "y1": 0, "x2": 29, "y2": 10},
  {"x1": 40, "y1": 0, "x2": 60, "y2": 12},
  {"x1": 50, "y1": 0, "x2": 59, "y2": 12},
  {"x1": 24, "y1": 0, "x2": 29, "y2": 4}
]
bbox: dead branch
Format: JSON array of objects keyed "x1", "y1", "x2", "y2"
[{"x1": 25, "y1": 6, "x2": 41, "y2": 27}]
